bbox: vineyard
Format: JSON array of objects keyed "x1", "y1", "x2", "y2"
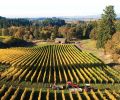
[
  {"x1": 0, "y1": 84, "x2": 120, "y2": 100},
  {"x1": 0, "y1": 44, "x2": 120, "y2": 100},
  {"x1": 0, "y1": 45, "x2": 120, "y2": 84}
]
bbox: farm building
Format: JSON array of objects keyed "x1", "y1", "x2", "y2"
[{"x1": 55, "y1": 38, "x2": 67, "y2": 44}]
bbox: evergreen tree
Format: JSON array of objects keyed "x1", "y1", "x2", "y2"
[{"x1": 97, "y1": 5, "x2": 116, "y2": 48}]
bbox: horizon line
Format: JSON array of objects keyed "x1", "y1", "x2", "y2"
[{"x1": 1, "y1": 14, "x2": 120, "y2": 19}]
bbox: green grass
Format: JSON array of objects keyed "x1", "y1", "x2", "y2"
[
  {"x1": 79, "y1": 39, "x2": 106, "y2": 62},
  {"x1": 80, "y1": 39, "x2": 97, "y2": 48},
  {"x1": 0, "y1": 36, "x2": 12, "y2": 42}
]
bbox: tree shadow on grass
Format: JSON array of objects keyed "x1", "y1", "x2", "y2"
[{"x1": 106, "y1": 63, "x2": 120, "y2": 68}]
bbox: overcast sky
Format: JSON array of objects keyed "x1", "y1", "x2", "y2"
[{"x1": 0, "y1": 0, "x2": 120, "y2": 18}]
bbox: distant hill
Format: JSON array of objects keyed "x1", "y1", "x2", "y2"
[
  {"x1": 59, "y1": 14, "x2": 120, "y2": 21},
  {"x1": 28, "y1": 15, "x2": 101, "y2": 22},
  {"x1": 0, "y1": 16, "x2": 32, "y2": 28},
  {"x1": 59, "y1": 15, "x2": 101, "y2": 22},
  {"x1": 0, "y1": 14, "x2": 120, "y2": 27}
]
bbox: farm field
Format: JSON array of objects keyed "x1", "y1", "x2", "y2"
[{"x1": 0, "y1": 44, "x2": 120, "y2": 100}]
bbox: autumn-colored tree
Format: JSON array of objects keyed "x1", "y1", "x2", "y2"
[
  {"x1": 2, "y1": 28, "x2": 9, "y2": 36},
  {"x1": 67, "y1": 27, "x2": 76, "y2": 40},
  {"x1": 14, "y1": 27, "x2": 25, "y2": 39},
  {"x1": 29, "y1": 34, "x2": 33, "y2": 41},
  {"x1": 58, "y1": 26, "x2": 70, "y2": 39}
]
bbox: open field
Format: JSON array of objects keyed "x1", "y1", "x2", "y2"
[{"x1": 78, "y1": 39, "x2": 104, "y2": 59}]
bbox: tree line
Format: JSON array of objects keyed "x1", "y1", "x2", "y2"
[
  {"x1": 0, "y1": 6, "x2": 120, "y2": 49},
  {"x1": 0, "y1": 21, "x2": 96, "y2": 41},
  {"x1": 0, "y1": 16, "x2": 32, "y2": 28}
]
